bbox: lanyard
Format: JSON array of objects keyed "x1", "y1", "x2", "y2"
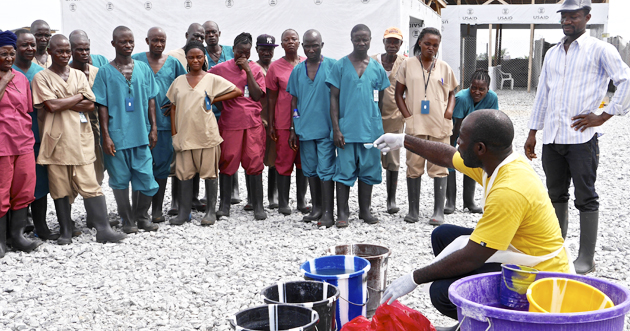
[
  {"x1": 115, "y1": 59, "x2": 134, "y2": 96},
  {"x1": 421, "y1": 58, "x2": 435, "y2": 99},
  {"x1": 304, "y1": 55, "x2": 323, "y2": 79}
]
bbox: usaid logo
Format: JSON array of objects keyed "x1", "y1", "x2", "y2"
[
  {"x1": 467, "y1": 8, "x2": 474, "y2": 15},
  {"x1": 69, "y1": 3, "x2": 76, "y2": 11},
  {"x1": 184, "y1": 0, "x2": 192, "y2": 9},
  {"x1": 269, "y1": 0, "x2": 277, "y2": 6},
  {"x1": 144, "y1": 1, "x2": 152, "y2": 10},
  {"x1": 226, "y1": 0, "x2": 233, "y2": 7},
  {"x1": 412, "y1": 29, "x2": 420, "y2": 39},
  {"x1": 502, "y1": 8, "x2": 509, "y2": 15},
  {"x1": 106, "y1": 2, "x2": 114, "y2": 11},
  {"x1": 361, "y1": 0, "x2": 370, "y2": 4},
  {"x1": 314, "y1": 0, "x2": 322, "y2": 4},
  {"x1": 538, "y1": 7, "x2": 545, "y2": 14}
]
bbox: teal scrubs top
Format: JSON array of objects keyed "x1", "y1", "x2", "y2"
[
  {"x1": 287, "y1": 56, "x2": 336, "y2": 141},
  {"x1": 91, "y1": 54, "x2": 109, "y2": 68},
  {"x1": 92, "y1": 61, "x2": 160, "y2": 150},
  {"x1": 208, "y1": 45, "x2": 234, "y2": 118},
  {"x1": 325, "y1": 56, "x2": 389, "y2": 143},
  {"x1": 131, "y1": 53, "x2": 186, "y2": 131},
  {"x1": 13, "y1": 63, "x2": 44, "y2": 143},
  {"x1": 452, "y1": 88, "x2": 499, "y2": 120}
]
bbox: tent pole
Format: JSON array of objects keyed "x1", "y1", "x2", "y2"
[
  {"x1": 488, "y1": 24, "x2": 493, "y2": 70},
  {"x1": 528, "y1": 23, "x2": 535, "y2": 93}
]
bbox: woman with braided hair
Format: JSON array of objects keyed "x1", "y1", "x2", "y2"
[{"x1": 445, "y1": 68, "x2": 499, "y2": 215}]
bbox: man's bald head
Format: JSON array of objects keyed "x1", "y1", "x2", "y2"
[
  {"x1": 113, "y1": 26, "x2": 132, "y2": 40},
  {"x1": 48, "y1": 34, "x2": 71, "y2": 67},
  {"x1": 303, "y1": 29, "x2": 322, "y2": 44},
  {"x1": 147, "y1": 27, "x2": 166, "y2": 39},
  {"x1": 69, "y1": 32, "x2": 89, "y2": 47},
  {"x1": 30, "y1": 19, "x2": 50, "y2": 32},
  {"x1": 49, "y1": 34, "x2": 69, "y2": 50},
  {"x1": 69, "y1": 29, "x2": 88, "y2": 40},
  {"x1": 185, "y1": 23, "x2": 205, "y2": 44},
  {"x1": 202, "y1": 21, "x2": 219, "y2": 31},
  {"x1": 463, "y1": 109, "x2": 514, "y2": 154}
]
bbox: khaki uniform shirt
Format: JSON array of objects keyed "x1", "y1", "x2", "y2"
[
  {"x1": 167, "y1": 48, "x2": 187, "y2": 69},
  {"x1": 87, "y1": 64, "x2": 99, "y2": 87},
  {"x1": 396, "y1": 57, "x2": 457, "y2": 139},
  {"x1": 32, "y1": 55, "x2": 52, "y2": 69},
  {"x1": 31, "y1": 68, "x2": 97, "y2": 165},
  {"x1": 166, "y1": 73, "x2": 236, "y2": 151},
  {"x1": 371, "y1": 53, "x2": 405, "y2": 132}
]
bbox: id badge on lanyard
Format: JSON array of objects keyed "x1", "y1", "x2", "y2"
[{"x1": 421, "y1": 59, "x2": 435, "y2": 115}]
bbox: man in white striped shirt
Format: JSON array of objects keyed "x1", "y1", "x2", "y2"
[{"x1": 525, "y1": 0, "x2": 630, "y2": 275}]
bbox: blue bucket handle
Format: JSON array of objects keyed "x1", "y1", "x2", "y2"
[
  {"x1": 456, "y1": 317, "x2": 492, "y2": 331},
  {"x1": 338, "y1": 290, "x2": 369, "y2": 307}
]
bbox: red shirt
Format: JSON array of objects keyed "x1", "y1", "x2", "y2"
[
  {"x1": 265, "y1": 56, "x2": 305, "y2": 130},
  {"x1": 0, "y1": 69, "x2": 34, "y2": 156},
  {"x1": 209, "y1": 59, "x2": 266, "y2": 130}
]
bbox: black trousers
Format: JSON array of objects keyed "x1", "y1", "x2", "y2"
[
  {"x1": 542, "y1": 135, "x2": 599, "y2": 212},
  {"x1": 429, "y1": 224, "x2": 502, "y2": 320}
]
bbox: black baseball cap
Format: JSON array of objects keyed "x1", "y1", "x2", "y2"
[{"x1": 256, "y1": 34, "x2": 278, "y2": 47}]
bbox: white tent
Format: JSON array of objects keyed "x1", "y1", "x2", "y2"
[{"x1": 60, "y1": 0, "x2": 441, "y2": 61}]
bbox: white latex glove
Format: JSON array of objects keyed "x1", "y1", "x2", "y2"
[
  {"x1": 380, "y1": 272, "x2": 419, "y2": 305},
  {"x1": 373, "y1": 133, "x2": 405, "y2": 155}
]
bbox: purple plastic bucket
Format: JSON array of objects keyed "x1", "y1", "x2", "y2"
[{"x1": 449, "y1": 272, "x2": 630, "y2": 331}]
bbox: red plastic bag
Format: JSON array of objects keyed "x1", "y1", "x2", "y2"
[{"x1": 341, "y1": 301, "x2": 436, "y2": 331}]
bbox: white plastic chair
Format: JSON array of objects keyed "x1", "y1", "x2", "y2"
[{"x1": 499, "y1": 69, "x2": 514, "y2": 90}]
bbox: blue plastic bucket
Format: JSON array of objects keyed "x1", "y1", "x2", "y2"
[
  {"x1": 300, "y1": 255, "x2": 370, "y2": 329},
  {"x1": 449, "y1": 272, "x2": 630, "y2": 331},
  {"x1": 499, "y1": 264, "x2": 538, "y2": 310}
]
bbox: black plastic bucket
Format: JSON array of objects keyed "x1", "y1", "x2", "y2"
[
  {"x1": 229, "y1": 304, "x2": 319, "y2": 331},
  {"x1": 261, "y1": 281, "x2": 339, "y2": 331}
]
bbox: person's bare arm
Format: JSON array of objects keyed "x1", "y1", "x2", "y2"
[
  {"x1": 412, "y1": 240, "x2": 496, "y2": 285},
  {"x1": 0, "y1": 71, "x2": 15, "y2": 100},
  {"x1": 378, "y1": 89, "x2": 385, "y2": 114},
  {"x1": 524, "y1": 129, "x2": 538, "y2": 160},
  {"x1": 170, "y1": 104, "x2": 177, "y2": 136},
  {"x1": 451, "y1": 118, "x2": 462, "y2": 146},
  {"x1": 99, "y1": 105, "x2": 116, "y2": 156},
  {"x1": 148, "y1": 99, "x2": 157, "y2": 149},
  {"x1": 41, "y1": 94, "x2": 82, "y2": 113},
  {"x1": 394, "y1": 81, "x2": 411, "y2": 118},
  {"x1": 330, "y1": 85, "x2": 344, "y2": 149},
  {"x1": 70, "y1": 99, "x2": 95, "y2": 112},
  {"x1": 211, "y1": 87, "x2": 242, "y2": 105},
  {"x1": 267, "y1": 88, "x2": 279, "y2": 142},
  {"x1": 444, "y1": 90, "x2": 456, "y2": 120},
  {"x1": 236, "y1": 58, "x2": 263, "y2": 101},
  {"x1": 289, "y1": 95, "x2": 298, "y2": 151},
  {"x1": 404, "y1": 134, "x2": 456, "y2": 169}
]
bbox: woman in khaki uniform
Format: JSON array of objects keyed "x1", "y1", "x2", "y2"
[
  {"x1": 395, "y1": 27, "x2": 457, "y2": 225},
  {"x1": 371, "y1": 27, "x2": 405, "y2": 215},
  {"x1": 166, "y1": 41, "x2": 241, "y2": 226}
]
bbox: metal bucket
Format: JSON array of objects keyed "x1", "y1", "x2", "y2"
[{"x1": 328, "y1": 244, "x2": 391, "y2": 318}]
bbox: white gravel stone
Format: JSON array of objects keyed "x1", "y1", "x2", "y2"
[{"x1": 1, "y1": 89, "x2": 629, "y2": 330}]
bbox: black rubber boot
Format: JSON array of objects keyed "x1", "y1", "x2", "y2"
[
  {"x1": 444, "y1": 171, "x2": 456, "y2": 215},
  {"x1": 231, "y1": 172, "x2": 241, "y2": 204},
  {"x1": 358, "y1": 180, "x2": 379, "y2": 224},
  {"x1": 552, "y1": 202, "x2": 569, "y2": 239},
  {"x1": 386, "y1": 170, "x2": 400, "y2": 214},
  {"x1": 252, "y1": 174, "x2": 268, "y2": 220},
  {"x1": 192, "y1": 173, "x2": 206, "y2": 212},
  {"x1": 277, "y1": 174, "x2": 292, "y2": 215},
  {"x1": 336, "y1": 183, "x2": 351, "y2": 228},
  {"x1": 317, "y1": 180, "x2": 335, "y2": 228},
  {"x1": 244, "y1": 174, "x2": 253, "y2": 211},
  {"x1": 31, "y1": 196, "x2": 59, "y2": 240},
  {"x1": 54, "y1": 197, "x2": 73, "y2": 245},
  {"x1": 429, "y1": 177, "x2": 447, "y2": 225},
  {"x1": 167, "y1": 177, "x2": 179, "y2": 216},
  {"x1": 113, "y1": 188, "x2": 138, "y2": 234},
  {"x1": 8, "y1": 208, "x2": 42, "y2": 252},
  {"x1": 303, "y1": 177, "x2": 322, "y2": 222},
  {"x1": 201, "y1": 179, "x2": 218, "y2": 225},
  {"x1": 574, "y1": 211, "x2": 598, "y2": 275},
  {"x1": 84, "y1": 196, "x2": 126, "y2": 243},
  {"x1": 296, "y1": 169, "x2": 311, "y2": 214},
  {"x1": 0, "y1": 213, "x2": 7, "y2": 258},
  {"x1": 134, "y1": 192, "x2": 159, "y2": 231},
  {"x1": 463, "y1": 175, "x2": 483, "y2": 214},
  {"x1": 404, "y1": 177, "x2": 421, "y2": 223},
  {"x1": 152, "y1": 178, "x2": 168, "y2": 223},
  {"x1": 268, "y1": 167, "x2": 279, "y2": 209},
  {"x1": 171, "y1": 179, "x2": 193, "y2": 225},
  {"x1": 217, "y1": 173, "x2": 232, "y2": 219}
]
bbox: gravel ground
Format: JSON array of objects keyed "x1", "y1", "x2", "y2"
[{"x1": 1, "y1": 89, "x2": 629, "y2": 330}]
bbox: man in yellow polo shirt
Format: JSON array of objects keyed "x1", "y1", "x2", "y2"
[{"x1": 374, "y1": 109, "x2": 570, "y2": 331}]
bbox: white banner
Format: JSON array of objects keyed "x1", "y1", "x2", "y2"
[{"x1": 60, "y1": 0, "x2": 440, "y2": 61}]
